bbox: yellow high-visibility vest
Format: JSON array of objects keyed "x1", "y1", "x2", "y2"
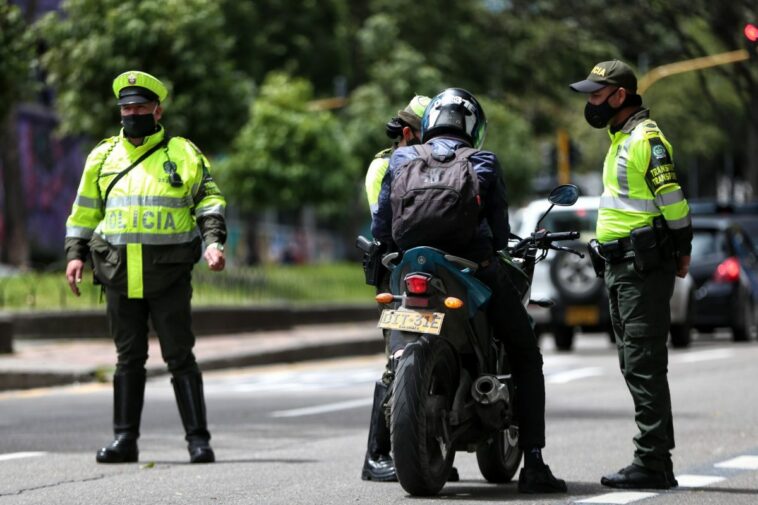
[
  {"x1": 597, "y1": 110, "x2": 690, "y2": 243},
  {"x1": 66, "y1": 127, "x2": 225, "y2": 298}
]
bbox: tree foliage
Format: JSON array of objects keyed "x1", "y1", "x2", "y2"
[
  {"x1": 35, "y1": 0, "x2": 251, "y2": 152},
  {"x1": 220, "y1": 73, "x2": 354, "y2": 212},
  {"x1": 0, "y1": 0, "x2": 34, "y2": 118}
]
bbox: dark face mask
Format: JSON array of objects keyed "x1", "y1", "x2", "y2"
[
  {"x1": 584, "y1": 89, "x2": 619, "y2": 129},
  {"x1": 122, "y1": 112, "x2": 157, "y2": 138},
  {"x1": 406, "y1": 136, "x2": 421, "y2": 146}
]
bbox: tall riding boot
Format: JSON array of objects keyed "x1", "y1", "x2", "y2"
[
  {"x1": 96, "y1": 370, "x2": 145, "y2": 463},
  {"x1": 361, "y1": 381, "x2": 396, "y2": 481},
  {"x1": 172, "y1": 371, "x2": 215, "y2": 463}
]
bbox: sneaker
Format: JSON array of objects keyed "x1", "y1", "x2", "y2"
[
  {"x1": 518, "y1": 465, "x2": 567, "y2": 493},
  {"x1": 601, "y1": 464, "x2": 672, "y2": 490}
]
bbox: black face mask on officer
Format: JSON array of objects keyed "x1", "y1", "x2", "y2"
[
  {"x1": 122, "y1": 106, "x2": 158, "y2": 138},
  {"x1": 584, "y1": 88, "x2": 621, "y2": 129}
]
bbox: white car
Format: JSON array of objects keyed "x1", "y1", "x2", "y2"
[{"x1": 512, "y1": 196, "x2": 694, "y2": 351}]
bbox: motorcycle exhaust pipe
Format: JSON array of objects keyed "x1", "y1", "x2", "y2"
[{"x1": 471, "y1": 375, "x2": 510, "y2": 405}]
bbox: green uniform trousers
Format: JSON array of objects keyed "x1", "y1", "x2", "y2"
[
  {"x1": 105, "y1": 270, "x2": 199, "y2": 376},
  {"x1": 605, "y1": 258, "x2": 676, "y2": 472}
]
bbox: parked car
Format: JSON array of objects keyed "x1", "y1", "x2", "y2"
[
  {"x1": 513, "y1": 197, "x2": 694, "y2": 351},
  {"x1": 689, "y1": 216, "x2": 758, "y2": 341}
]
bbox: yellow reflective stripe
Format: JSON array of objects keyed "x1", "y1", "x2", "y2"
[
  {"x1": 75, "y1": 195, "x2": 102, "y2": 209},
  {"x1": 195, "y1": 204, "x2": 225, "y2": 217},
  {"x1": 106, "y1": 195, "x2": 194, "y2": 209},
  {"x1": 599, "y1": 195, "x2": 658, "y2": 213},
  {"x1": 65, "y1": 226, "x2": 95, "y2": 239},
  {"x1": 100, "y1": 229, "x2": 201, "y2": 245},
  {"x1": 126, "y1": 243, "x2": 143, "y2": 299}
]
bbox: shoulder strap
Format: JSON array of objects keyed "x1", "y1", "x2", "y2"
[{"x1": 102, "y1": 137, "x2": 169, "y2": 209}]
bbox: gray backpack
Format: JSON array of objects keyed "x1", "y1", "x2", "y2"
[{"x1": 390, "y1": 143, "x2": 481, "y2": 251}]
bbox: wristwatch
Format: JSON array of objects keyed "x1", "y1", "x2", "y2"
[{"x1": 208, "y1": 242, "x2": 225, "y2": 252}]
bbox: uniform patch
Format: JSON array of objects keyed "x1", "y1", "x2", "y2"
[{"x1": 646, "y1": 138, "x2": 677, "y2": 190}]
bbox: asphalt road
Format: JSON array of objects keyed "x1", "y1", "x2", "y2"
[{"x1": 2, "y1": 331, "x2": 758, "y2": 505}]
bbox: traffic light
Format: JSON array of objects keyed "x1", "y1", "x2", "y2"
[{"x1": 745, "y1": 23, "x2": 758, "y2": 59}]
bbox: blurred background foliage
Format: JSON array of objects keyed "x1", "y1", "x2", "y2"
[{"x1": 3, "y1": 0, "x2": 758, "y2": 266}]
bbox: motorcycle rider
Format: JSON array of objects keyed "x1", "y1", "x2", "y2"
[
  {"x1": 362, "y1": 95, "x2": 431, "y2": 482},
  {"x1": 371, "y1": 88, "x2": 567, "y2": 493}
]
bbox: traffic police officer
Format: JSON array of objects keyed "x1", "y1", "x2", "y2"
[
  {"x1": 65, "y1": 70, "x2": 227, "y2": 464},
  {"x1": 570, "y1": 60, "x2": 692, "y2": 489},
  {"x1": 361, "y1": 95, "x2": 430, "y2": 482}
]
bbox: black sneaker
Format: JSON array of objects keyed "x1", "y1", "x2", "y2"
[
  {"x1": 518, "y1": 465, "x2": 567, "y2": 493},
  {"x1": 601, "y1": 464, "x2": 672, "y2": 490}
]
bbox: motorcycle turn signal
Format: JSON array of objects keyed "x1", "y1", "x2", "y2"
[
  {"x1": 376, "y1": 293, "x2": 395, "y2": 304},
  {"x1": 444, "y1": 297, "x2": 464, "y2": 309}
]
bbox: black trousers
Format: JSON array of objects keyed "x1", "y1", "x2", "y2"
[
  {"x1": 475, "y1": 258, "x2": 546, "y2": 449},
  {"x1": 105, "y1": 272, "x2": 199, "y2": 376}
]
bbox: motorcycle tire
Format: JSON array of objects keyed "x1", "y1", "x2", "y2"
[
  {"x1": 476, "y1": 424, "x2": 522, "y2": 483},
  {"x1": 391, "y1": 337, "x2": 459, "y2": 496}
]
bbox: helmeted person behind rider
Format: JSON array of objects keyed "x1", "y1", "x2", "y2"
[
  {"x1": 361, "y1": 95, "x2": 432, "y2": 482},
  {"x1": 371, "y1": 88, "x2": 567, "y2": 494}
]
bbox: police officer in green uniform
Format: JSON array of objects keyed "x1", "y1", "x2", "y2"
[
  {"x1": 570, "y1": 60, "x2": 692, "y2": 489},
  {"x1": 361, "y1": 95, "x2": 430, "y2": 481},
  {"x1": 65, "y1": 70, "x2": 227, "y2": 464}
]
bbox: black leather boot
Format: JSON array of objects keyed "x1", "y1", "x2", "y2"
[
  {"x1": 361, "y1": 381, "x2": 396, "y2": 481},
  {"x1": 172, "y1": 372, "x2": 215, "y2": 463},
  {"x1": 96, "y1": 370, "x2": 145, "y2": 463}
]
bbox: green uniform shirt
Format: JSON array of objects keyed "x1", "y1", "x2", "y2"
[
  {"x1": 597, "y1": 108, "x2": 692, "y2": 255},
  {"x1": 65, "y1": 126, "x2": 226, "y2": 298}
]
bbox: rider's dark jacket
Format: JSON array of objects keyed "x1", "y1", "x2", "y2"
[{"x1": 371, "y1": 137, "x2": 510, "y2": 262}]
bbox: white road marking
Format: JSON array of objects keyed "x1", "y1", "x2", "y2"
[
  {"x1": 671, "y1": 348, "x2": 734, "y2": 364},
  {"x1": 676, "y1": 474, "x2": 726, "y2": 487},
  {"x1": 0, "y1": 452, "x2": 46, "y2": 462},
  {"x1": 271, "y1": 398, "x2": 373, "y2": 418},
  {"x1": 575, "y1": 491, "x2": 657, "y2": 504},
  {"x1": 714, "y1": 455, "x2": 758, "y2": 470},
  {"x1": 547, "y1": 367, "x2": 603, "y2": 384}
]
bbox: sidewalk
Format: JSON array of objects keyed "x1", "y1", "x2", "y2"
[{"x1": 0, "y1": 321, "x2": 382, "y2": 391}]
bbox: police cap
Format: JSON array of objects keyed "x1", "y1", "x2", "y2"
[
  {"x1": 569, "y1": 60, "x2": 637, "y2": 94},
  {"x1": 112, "y1": 71, "x2": 168, "y2": 105}
]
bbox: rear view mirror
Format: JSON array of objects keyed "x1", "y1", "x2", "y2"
[{"x1": 548, "y1": 184, "x2": 580, "y2": 206}]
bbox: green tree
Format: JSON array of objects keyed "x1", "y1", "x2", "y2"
[
  {"x1": 0, "y1": 0, "x2": 35, "y2": 267},
  {"x1": 221, "y1": 72, "x2": 355, "y2": 212},
  {"x1": 35, "y1": 0, "x2": 251, "y2": 153},
  {"x1": 218, "y1": 0, "x2": 351, "y2": 96}
]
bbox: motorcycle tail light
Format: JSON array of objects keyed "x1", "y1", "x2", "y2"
[
  {"x1": 405, "y1": 274, "x2": 430, "y2": 294},
  {"x1": 404, "y1": 296, "x2": 430, "y2": 308},
  {"x1": 713, "y1": 256, "x2": 740, "y2": 283}
]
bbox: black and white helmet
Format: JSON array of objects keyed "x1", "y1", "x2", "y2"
[{"x1": 420, "y1": 88, "x2": 487, "y2": 148}]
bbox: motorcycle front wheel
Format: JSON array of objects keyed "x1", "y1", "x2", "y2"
[
  {"x1": 476, "y1": 424, "x2": 523, "y2": 483},
  {"x1": 391, "y1": 337, "x2": 459, "y2": 496}
]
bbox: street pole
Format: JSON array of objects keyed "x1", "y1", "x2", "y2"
[{"x1": 638, "y1": 49, "x2": 749, "y2": 94}]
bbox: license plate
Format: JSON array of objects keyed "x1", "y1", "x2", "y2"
[
  {"x1": 378, "y1": 309, "x2": 445, "y2": 335},
  {"x1": 564, "y1": 305, "x2": 600, "y2": 326}
]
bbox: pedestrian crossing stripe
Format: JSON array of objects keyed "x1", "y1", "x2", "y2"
[
  {"x1": 714, "y1": 455, "x2": 758, "y2": 470},
  {"x1": 575, "y1": 491, "x2": 657, "y2": 504}
]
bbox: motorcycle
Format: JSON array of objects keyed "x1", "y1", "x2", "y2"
[{"x1": 358, "y1": 184, "x2": 583, "y2": 496}]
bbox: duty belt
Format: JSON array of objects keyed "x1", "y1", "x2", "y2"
[{"x1": 598, "y1": 236, "x2": 635, "y2": 263}]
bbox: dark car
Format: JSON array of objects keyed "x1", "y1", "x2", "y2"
[{"x1": 690, "y1": 216, "x2": 758, "y2": 341}]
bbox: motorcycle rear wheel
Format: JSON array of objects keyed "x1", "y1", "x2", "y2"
[
  {"x1": 391, "y1": 337, "x2": 458, "y2": 496},
  {"x1": 476, "y1": 425, "x2": 522, "y2": 483}
]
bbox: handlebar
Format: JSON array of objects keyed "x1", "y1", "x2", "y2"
[{"x1": 510, "y1": 230, "x2": 581, "y2": 255}]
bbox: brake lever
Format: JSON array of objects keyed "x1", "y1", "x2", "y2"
[{"x1": 551, "y1": 244, "x2": 585, "y2": 258}]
